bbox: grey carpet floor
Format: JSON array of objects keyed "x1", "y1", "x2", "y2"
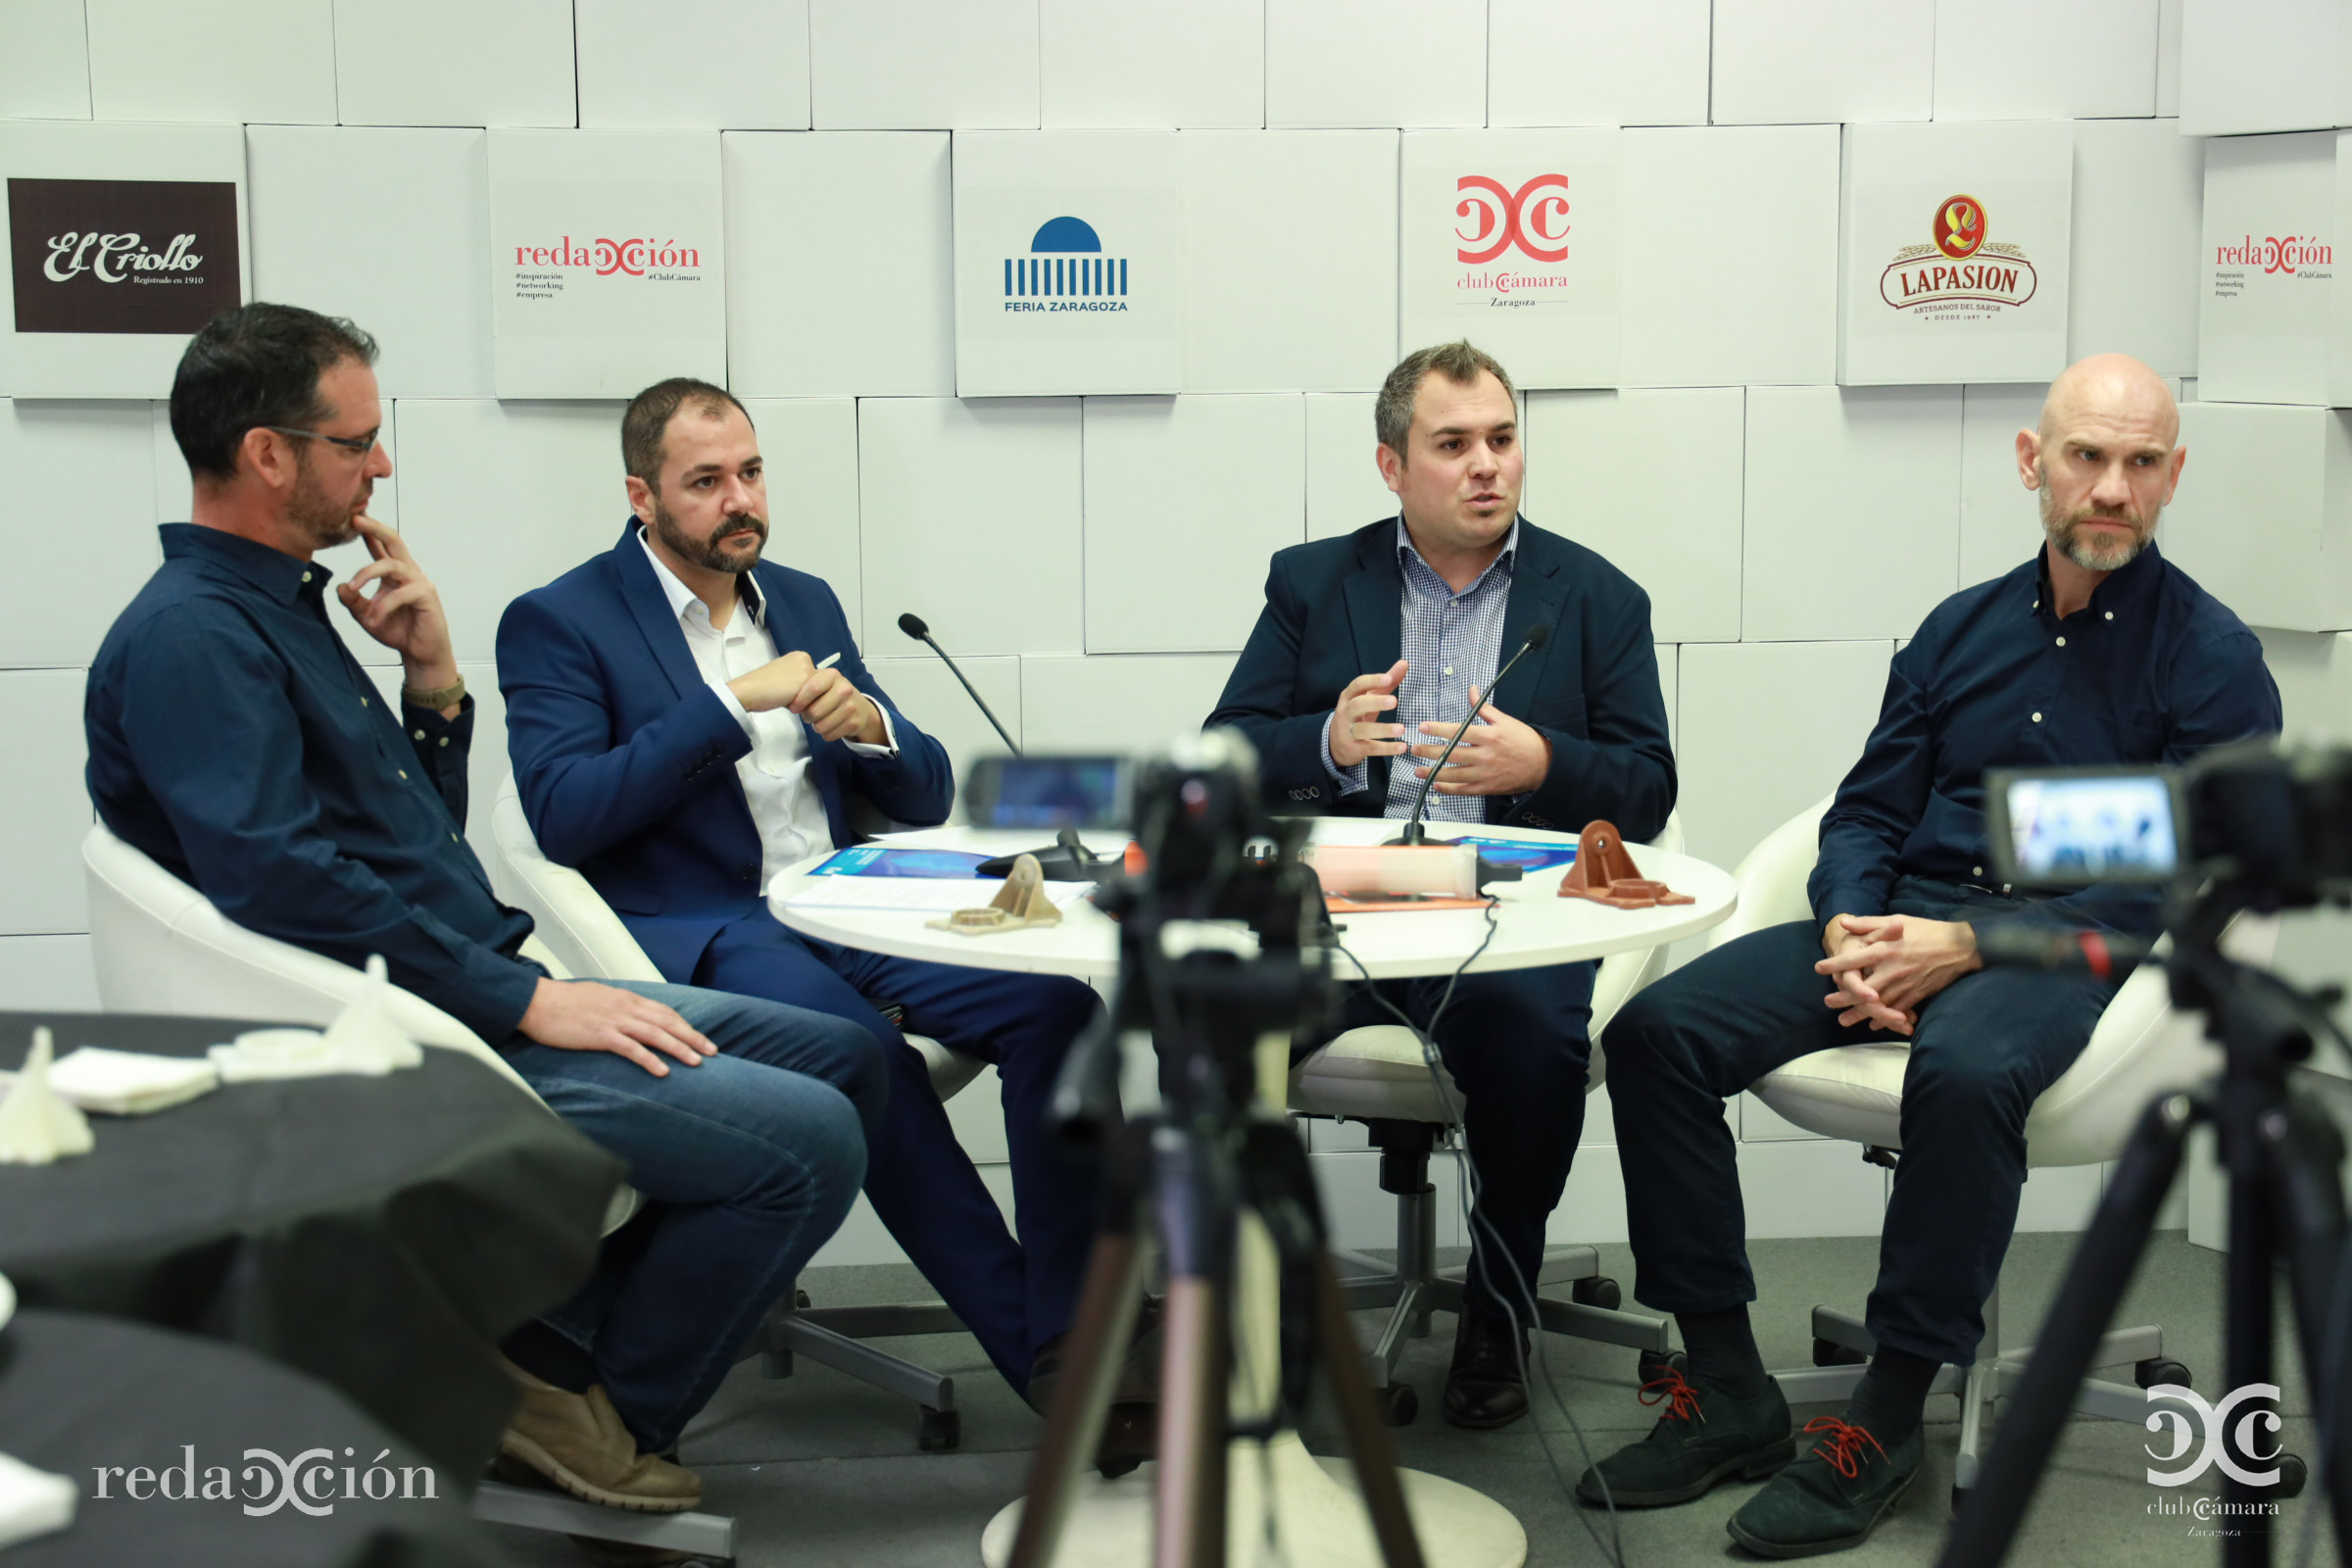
[{"x1": 485, "y1": 1230, "x2": 2333, "y2": 1567}]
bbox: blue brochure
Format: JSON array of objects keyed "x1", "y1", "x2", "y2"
[
  {"x1": 809, "y1": 846, "x2": 994, "y2": 879},
  {"x1": 1449, "y1": 834, "x2": 1580, "y2": 872}
]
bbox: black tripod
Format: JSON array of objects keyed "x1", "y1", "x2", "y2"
[{"x1": 1937, "y1": 890, "x2": 2352, "y2": 1568}]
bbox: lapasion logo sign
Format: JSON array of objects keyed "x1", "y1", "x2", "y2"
[
  {"x1": 8, "y1": 177, "x2": 240, "y2": 334},
  {"x1": 1454, "y1": 174, "x2": 1571, "y2": 306},
  {"x1": 1879, "y1": 193, "x2": 2037, "y2": 319}
]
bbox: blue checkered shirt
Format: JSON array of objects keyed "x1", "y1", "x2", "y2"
[{"x1": 1319, "y1": 518, "x2": 1519, "y2": 821}]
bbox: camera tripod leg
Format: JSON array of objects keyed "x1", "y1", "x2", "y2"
[
  {"x1": 1153, "y1": 1123, "x2": 1237, "y2": 1568},
  {"x1": 1005, "y1": 1228, "x2": 1150, "y2": 1568},
  {"x1": 1936, "y1": 1091, "x2": 2195, "y2": 1568},
  {"x1": 1310, "y1": 1248, "x2": 1430, "y2": 1568},
  {"x1": 2269, "y1": 1089, "x2": 2352, "y2": 1553}
]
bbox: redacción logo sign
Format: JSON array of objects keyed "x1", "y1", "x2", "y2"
[
  {"x1": 8, "y1": 177, "x2": 241, "y2": 334},
  {"x1": 1880, "y1": 192, "x2": 2037, "y2": 317},
  {"x1": 512, "y1": 237, "x2": 701, "y2": 277}
]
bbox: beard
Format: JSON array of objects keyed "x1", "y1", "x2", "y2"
[
  {"x1": 650, "y1": 494, "x2": 767, "y2": 574},
  {"x1": 287, "y1": 448, "x2": 364, "y2": 551},
  {"x1": 2038, "y1": 461, "x2": 2157, "y2": 572}
]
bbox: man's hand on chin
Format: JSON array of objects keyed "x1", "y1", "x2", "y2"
[{"x1": 1814, "y1": 913, "x2": 1984, "y2": 1035}]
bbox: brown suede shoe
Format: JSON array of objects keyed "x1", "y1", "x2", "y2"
[{"x1": 498, "y1": 1359, "x2": 703, "y2": 1513}]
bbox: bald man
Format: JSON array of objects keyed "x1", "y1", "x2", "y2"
[{"x1": 1578, "y1": 356, "x2": 2281, "y2": 1556}]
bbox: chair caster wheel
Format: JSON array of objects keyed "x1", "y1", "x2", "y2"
[
  {"x1": 917, "y1": 1406, "x2": 960, "y2": 1452},
  {"x1": 1378, "y1": 1382, "x2": 1419, "y2": 1427},
  {"x1": 794, "y1": 1288, "x2": 811, "y2": 1310},
  {"x1": 1571, "y1": 1276, "x2": 1622, "y2": 1311},
  {"x1": 2134, "y1": 1358, "x2": 2190, "y2": 1390},
  {"x1": 1637, "y1": 1348, "x2": 1686, "y2": 1382},
  {"x1": 2277, "y1": 1453, "x2": 2308, "y2": 1498},
  {"x1": 1813, "y1": 1338, "x2": 1868, "y2": 1368},
  {"x1": 1951, "y1": 1486, "x2": 1970, "y2": 1517}
]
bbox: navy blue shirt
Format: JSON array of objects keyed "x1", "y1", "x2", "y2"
[
  {"x1": 85, "y1": 524, "x2": 541, "y2": 1042},
  {"x1": 1811, "y1": 541, "x2": 2280, "y2": 939}
]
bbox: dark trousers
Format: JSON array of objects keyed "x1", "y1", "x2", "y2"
[
  {"x1": 693, "y1": 911, "x2": 1104, "y2": 1391},
  {"x1": 1603, "y1": 878, "x2": 2115, "y2": 1367},
  {"x1": 1330, "y1": 958, "x2": 1596, "y2": 1320}
]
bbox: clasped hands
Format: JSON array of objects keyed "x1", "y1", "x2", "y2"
[
  {"x1": 1328, "y1": 658, "x2": 1550, "y2": 797},
  {"x1": 1815, "y1": 913, "x2": 1984, "y2": 1035},
  {"x1": 728, "y1": 651, "x2": 884, "y2": 744}
]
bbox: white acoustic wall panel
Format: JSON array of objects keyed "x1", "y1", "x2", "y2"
[
  {"x1": 808, "y1": 0, "x2": 1038, "y2": 130},
  {"x1": 1398, "y1": 129, "x2": 1623, "y2": 389},
  {"x1": 2178, "y1": 0, "x2": 2350, "y2": 136},
  {"x1": 576, "y1": 0, "x2": 810, "y2": 130},
  {"x1": 331, "y1": 0, "x2": 575, "y2": 128},
  {"x1": 1486, "y1": 0, "x2": 1709, "y2": 129},
  {"x1": 86, "y1": 0, "x2": 336, "y2": 124},
  {"x1": 1264, "y1": 0, "x2": 1485, "y2": 129},
  {"x1": 2259, "y1": 628, "x2": 2352, "y2": 743},
  {"x1": 0, "y1": 0, "x2": 91, "y2": 120},
  {"x1": 1838, "y1": 121, "x2": 2073, "y2": 387},
  {"x1": 2165, "y1": 401, "x2": 2352, "y2": 633},
  {"x1": 487, "y1": 131, "x2": 726, "y2": 400},
  {"x1": 247, "y1": 127, "x2": 493, "y2": 399},
  {"x1": 0, "y1": 669, "x2": 92, "y2": 934},
  {"x1": 1622, "y1": 126, "x2": 1841, "y2": 389},
  {"x1": 2158, "y1": 0, "x2": 2184, "y2": 118},
  {"x1": 954, "y1": 131, "x2": 1182, "y2": 396},
  {"x1": 1, "y1": 400, "x2": 157, "y2": 668},
  {"x1": 1304, "y1": 393, "x2": 1396, "y2": 541},
  {"x1": 1958, "y1": 383, "x2": 2048, "y2": 591},
  {"x1": 2071, "y1": 120, "x2": 2205, "y2": 378},
  {"x1": 1039, "y1": 0, "x2": 1263, "y2": 129},
  {"x1": 387, "y1": 400, "x2": 628, "y2": 663},
  {"x1": 860, "y1": 656, "x2": 1021, "y2": 819},
  {"x1": 724, "y1": 132, "x2": 954, "y2": 397},
  {"x1": 1182, "y1": 131, "x2": 1399, "y2": 393},
  {"x1": 1709, "y1": 0, "x2": 1935, "y2": 126},
  {"x1": 0, "y1": 936, "x2": 100, "y2": 1010},
  {"x1": 1743, "y1": 385, "x2": 1963, "y2": 643},
  {"x1": 1931, "y1": 0, "x2": 2158, "y2": 121},
  {"x1": 0, "y1": 120, "x2": 248, "y2": 399},
  {"x1": 1522, "y1": 388, "x2": 1743, "y2": 644},
  {"x1": 1738, "y1": 1141, "x2": 1891, "y2": 1239},
  {"x1": 2197, "y1": 131, "x2": 2346, "y2": 406},
  {"x1": 736, "y1": 398, "x2": 862, "y2": 649},
  {"x1": 1675, "y1": 639, "x2": 1897, "y2": 877},
  {"x1": 1021, "y1": 654, "x2": 1244, "y2": 755},
  {"x1": 857, "y1": 398, "x2": 1082, "y2": 659},
  {"x1": 1082, "y1": 395, "x2": 1305, "y2": 654}
]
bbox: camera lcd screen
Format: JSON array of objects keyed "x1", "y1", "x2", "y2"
[
  {"x1": 1996, "y1": 771, "x2": 2181, "y2": 884},
  {"x1": 965, "y1": 756, "x2": 1131, "y2": 831}
]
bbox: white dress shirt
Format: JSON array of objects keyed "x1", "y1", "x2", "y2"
[{"x1": 638, "y1": 529, "x2": 898, "y2": 888}]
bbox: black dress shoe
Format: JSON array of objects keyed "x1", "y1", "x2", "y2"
[
  {"x1": 1443, "y1": 1311, "x2": 1531, "y2": 1430},
  {"x1": 1025, "y1": 1298, "x2": 1164, "y2": 1477}
]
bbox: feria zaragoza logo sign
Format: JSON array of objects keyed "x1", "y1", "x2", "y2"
[
  {"x1": 1878, "y1": 193, "x2": 2038, "y2": 318},
  {"x1": 1003, "y1": 216, "x2": 1130, "y2": 314}
]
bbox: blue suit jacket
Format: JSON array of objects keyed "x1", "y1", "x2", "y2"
[
  {"x1": 1205, "y1": 516, "x2": 1676, "y2": 842},
  {"x1": 498, "y1": 522, "x2": 953, "y2": 981}
]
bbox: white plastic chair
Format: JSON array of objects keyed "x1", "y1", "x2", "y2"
[
  {"x1": 1285, "y1": 812, "x2": 1687, "y2": 1424},
  {"x1": 1728, "y1": 794, "x2": 2273, "y2": 1510}
]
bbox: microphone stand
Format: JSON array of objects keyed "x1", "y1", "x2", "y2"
[{"x1": 1386, "y1": 624, "x2": 1549, "y2": 848}]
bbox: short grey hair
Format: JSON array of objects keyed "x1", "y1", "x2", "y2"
[{"x1": 1375, "y1": 341, "x2": 1516, "y2": 459}]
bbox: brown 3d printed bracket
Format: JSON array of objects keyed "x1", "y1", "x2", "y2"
[
  {"x1": 1558, "y1": 819, "x2": 1694, "y2": 909},
  {"x1": 929, "y1": 853, "x2": 1067, "y2": 937}
]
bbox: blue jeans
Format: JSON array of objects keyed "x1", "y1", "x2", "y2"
[
  {"x1": 1603, "y1": 878, "x2": 2115, "y2": 1367},
  {"x1": 500, "y1": 980, "x2": 880, "y2": 1451}
]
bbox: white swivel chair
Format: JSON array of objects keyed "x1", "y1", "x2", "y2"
[
  {"x1": 1286, "y1": 813, "x2": 1687, "y2": 1425},
  {"x1": 1726, "y1": 795, "x2": 2271, "y2": 1512},
  {"x1": 483, "y1": 771, "x2": 986, "y2": 1454}
]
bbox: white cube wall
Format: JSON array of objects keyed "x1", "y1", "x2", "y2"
[
  {"x1": 87, "y1": 0, "x2": 337, "y2": 125},
  {"x1": 1523, "y1": 388, "x2": 1744, "y2": 644},
  {"x1": 1265, "y1": 0, "x2": 1486, "y2": 129},
  {"x1": 724, "y1": 132, "x2": 955, "y2": 398},
  {"x1": 1709, "y1": 0, "x2": 1936, "y2": 126},
  {"x1": 1622, "y1": 126, "x2": 1842, "y2": 388},
  {"x1": 1486, "y1": 0, "x2": 1709, "y2": 129},
  {"x1": 1958, "y1": 383, "x2": 2049, "y2": 590},
  {"x1": 808, "y1": 0, "x2": 1038, "y2": 130},
  {"x1": 857, "y1": 398, "x2": 1083, "y2": 660},
  {"x1": 2071, "y1": 120, "x2": 2205, "y2": 377},
  {"x1": 1022, "y1": 655, "x2": 1244, "y2": 756},
  {"x1": 1038, "y1": 0, "x2": 1263, "y2": 129},
  {"x1": 2196, "y1": 130, "x2": 2343, "y2": 406},
  {"x1": 0, "y1": 0, "x2": 91, "y2": 120},
  {"x1": 2165, "y1": 401, "x2": 2352, "y2": 632},
  {"x1": 575, "y1": 0, "x2": 810, "y2": 131},
  {"x1": 1932, "y1": 0, "x2": 2159, "y2": 122},
  {"x1": 2178, "y1": 0, "x2": 2351, "y2": 136},
  {"x1": 247, "y1": 126, "x2": 494, "y2": 399},
  {"x1": 859, "y1": 655, "x2": 1022, "y2": 820},
  {"x1": 1304, "y1": 394, "x2": 1398, "y2": 542},
  {"x1": 0, "y1": 935, "x2": 99, "y2": 1010},
  {"x1": 330, "y1": 0, "x2": 576, "y2": 128},
  {"x1": 0, "y1": 669, "x2": 93, "y2": 935},
  {"x1": 1743, "y1": 386, "x2": 1964, "y2": 643},
  {"x1": 0, "y1": 399, "x2": 161, "y2": 668},
  {"x1": 738, "y1": 398, "x2": 864, "y2": 647}
]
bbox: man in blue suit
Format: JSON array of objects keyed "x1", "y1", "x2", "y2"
[
  {"x1": 1207, "y1": 341, "x2": 1675, "y2": 1430},
  {"x1": 497, "y1": 379, "x2": 1105, "y2": 1413}
]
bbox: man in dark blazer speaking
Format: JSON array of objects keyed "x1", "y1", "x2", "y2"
[
  {"x1": 496, "y1": 379, "x2": 1104, "y2": 1412},
  {"x1": 1207, "y1": 341, "x2": 1675, "y2": 1430}
]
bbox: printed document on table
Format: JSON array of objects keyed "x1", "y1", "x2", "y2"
[{"x1": 778, "y1": 877, "x2": 1098, "y2": 913}]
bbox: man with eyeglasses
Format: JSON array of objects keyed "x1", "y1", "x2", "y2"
[{"x1": 85, "y1": 302, "x2": 880, "y2": 1518}]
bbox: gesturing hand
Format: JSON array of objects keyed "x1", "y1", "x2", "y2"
[
  {"x1": 1329, "y1": 660, "x2": 1410, "y2": 769},
  {"x1": 336, "y1": 515, "x2": 457, "y2": 689},
  {"x1": 787, "y1": 666, "x2": 883, "y2": 744},
  {"x1": 517, "y1": 979, "x2": 717, "y2": 1077},
  {"x1": 728, "y1": 651, "x2": 817, "y2": 714},
  {"x1": 1408, "y1": 685, "x2": 1552, "y2": 797},
  {"x1": 1814, "y1": 913, "x2": 1984, "y2": 1035}
]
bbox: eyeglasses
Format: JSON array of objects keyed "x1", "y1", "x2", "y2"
[{"x1": 263, "y1": 425, "x2": 380, "y2": 459}]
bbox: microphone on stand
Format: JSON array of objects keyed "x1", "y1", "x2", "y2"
[
  {"x1": 1390, "y1": 622, "x2": 1550, "y2": 848},
  {"x1": 897, "y1": 611, "x2": 1102, "y2": 882}
]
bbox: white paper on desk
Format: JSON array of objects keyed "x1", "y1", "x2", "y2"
[
  {"x1": 42, "y1": 1047, "x2": 219, "y2": 1115},
  {"x1": 779, "y1": 877, "x2": 1097, "y2": 914},
  {"x1": 0, "y1": 1449, "x2": 75, "y2": 1550}
]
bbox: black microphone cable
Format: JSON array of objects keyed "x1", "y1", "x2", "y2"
[{"x1": 1396, "y1": 622, "x2": 1550, "y2": 847}]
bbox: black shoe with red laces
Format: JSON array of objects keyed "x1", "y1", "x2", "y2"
[
  {"x1": 1725, "y1": 1413, "x2": 1923, "y2": 1557},
  {"x1": 1575, "y1": 1365, "x2": 1794, "y2": 1507}
]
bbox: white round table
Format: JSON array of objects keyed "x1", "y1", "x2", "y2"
[{"x1": 771, "y1": 817, "x2": 1738, "y2": 1568}]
